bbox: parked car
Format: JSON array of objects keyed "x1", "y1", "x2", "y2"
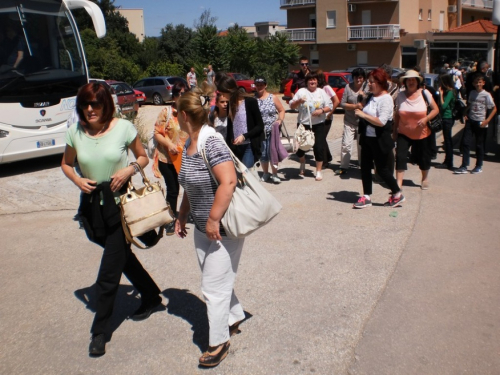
[
  {"x1": 106, "y1": 80, "x2": 139, "y2": 115},
  {"x1": 347, "y1": 65, "x2": 405, "y2": 82},
  {"x1": 282, "y1": 71, "x2": 352, "y2": 108},
  {"x1": 227, "y1": 73, "x2": 256, "y2": 93},
  {"x1": 133, "y1": 76, "x2": 188, "y2": 105},
  {"x1": 134, "y1": 89, "x2": 146, "y2": 106},
  {"x1": 89, "y1": 78, "x2": 119, "y2": 109},
  {"x1": 280, "y1": 70, "x2": 298, "y2": 93}
]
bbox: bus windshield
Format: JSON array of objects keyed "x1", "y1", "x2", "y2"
[{"x1": 0, "y1": 0, "x2": 86, "y2": 103}]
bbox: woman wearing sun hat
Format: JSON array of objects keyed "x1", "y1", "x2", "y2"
[{"x1": 394, "y1": 69, "x2": 440, "y2": 190}]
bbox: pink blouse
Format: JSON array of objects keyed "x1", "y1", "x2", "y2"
[{"x1": 395, "y1": 89, "x2": 432, "y2": 140}]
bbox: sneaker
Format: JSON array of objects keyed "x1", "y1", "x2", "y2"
[
  {"x1": 334, "y1": 168, "x2": 347, "y2": 175},
  {"x1": 384, "y1": 194, "x2": 405, "y2": 208},
  {"x1": 165, "y1": 221, "x2": 175, "y2": 236},
  {"x1": 353, "y1": 196, "x2": 372, "y2": 209},
  {"x1": 471, "y1": 166, "x2": 482, "y2": 174},
  {"x1": 270, "y1": 174, "x2": 281, "y2": 184},
  {"x1": 89, "y1": 334, "x2": 106, "y2": 357},
  {"x1": 315, "y1": 171, "x2": 323, "y2": 181},
  {"x1": 454, "y1": 166, "x2": 468, "y2": 174},
  {"x1": 260, "y1": 173, "x2": 270, "y2": 182}
]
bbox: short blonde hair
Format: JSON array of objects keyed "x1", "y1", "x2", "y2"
[{"x1": 177, "y1": 82, "x2": 214, "y2": 129}]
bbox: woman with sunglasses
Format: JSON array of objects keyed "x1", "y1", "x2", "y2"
[
  {"x1": 61, "y1": 82, "x2": 161, "y2": 356},
  {"x1": 152, "y1": 81, "x2": 189, "y2": 235}
]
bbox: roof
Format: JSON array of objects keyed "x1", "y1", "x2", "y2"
[{"x1": 446, "y1": 19, "x2": 497, "y2": 34}]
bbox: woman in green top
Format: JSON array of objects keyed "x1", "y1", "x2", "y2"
[
  {"x1": 61, "y1": 82, "x2": 161, "y2": 357},
  {"x1": 438, "y1": 74, "x2": 456, "y2": 170}
]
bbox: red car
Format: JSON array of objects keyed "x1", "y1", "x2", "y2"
[
  {"x1": 282, "y1": 72, "x2": 352, "y2": 109},
  {"x1": 134, "y1": 89, "x2": 146, "y2": 106},
  {"x1": 106, "y1": 80, "x2": 139, "y2": 115},
  {"x1": 227, "y1": 73, "x2": 256, "y2": 93}
]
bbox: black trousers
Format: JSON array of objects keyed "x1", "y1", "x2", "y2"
[
  {"x1": 296, "y1": 122, "x2": 328, "y2": 162},
  {"x1": 361, "y1": 136, "x2": 400, "y2": 196},
  {"x1": 158, "y1": 161, "x2": 179, "y2": 215},
  {"x1": 91, "y1": 223, "x2": 160, "y2": 335}
]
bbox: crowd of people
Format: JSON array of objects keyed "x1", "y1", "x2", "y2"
[{"x1": 61, "y1": 57, "x2": 497, "y2": 365}]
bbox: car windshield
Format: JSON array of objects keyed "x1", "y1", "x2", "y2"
[
  {"x1": 0, "y1": 0, "x2": 87, "y2": 103},
  {"x1": 232, "y1": 73, "x2": 249, "y2": 81},
  {"x1": 344, "y1": 74, "x2": 353, "y2": 83}
]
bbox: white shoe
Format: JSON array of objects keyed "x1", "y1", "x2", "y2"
[
  {"x1": 271, "y1": 174, "x2": 281, "y2": 184},
  {"x1": 315, "y1": 171, "x2": 323, "y2": 181},
  {"x1": 260, "y1": 173, "x2": 270, "y2": 182}
]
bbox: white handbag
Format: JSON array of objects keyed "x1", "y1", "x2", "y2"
[
  {"x1": 119, "y1": 162, "x2": 174, "y2": 248},
  {"x1": 201, "y1": 134, "x2": 282, "y2": 238},
  {"x1": 293, "y1": 99, "x2": 315, "y2": 152}
]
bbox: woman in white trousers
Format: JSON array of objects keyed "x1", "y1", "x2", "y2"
[{"x1": 176, "y1": 83, "x2": 246, "y2": 367}]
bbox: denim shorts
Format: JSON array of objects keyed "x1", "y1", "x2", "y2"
[{"x1": 260, "y1": 135, "x2": 271, "y2": 162}]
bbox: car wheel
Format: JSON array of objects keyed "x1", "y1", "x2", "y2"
[
  {"x1": 153, "y1": 93, "x2": 163, "y2": 105},
  {"x1": 238, "y1": 87, "x2": 246, "y2": 93}
]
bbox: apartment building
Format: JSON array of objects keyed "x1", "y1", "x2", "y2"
[
  {"x1": 117, "y1": 8, "x2": 145, "y2": 42},
  {"x1": 280, "y1": 0, "x2": 495, "y2": 72}
]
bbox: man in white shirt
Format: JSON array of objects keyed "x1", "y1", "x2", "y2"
[{"x1": 450, "y1": 62, "x2": 464, "y2": 98}]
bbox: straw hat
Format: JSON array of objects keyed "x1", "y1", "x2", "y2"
[{"x1": 399, "y1": 69, "x2": 423, "y2": 83}]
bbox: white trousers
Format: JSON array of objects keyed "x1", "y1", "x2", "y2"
[
  {"x1": 194, "y1": 228, "x2": 245, "y2": 346},
  {"x1": 340, "y1": 122, "x2": 361, "y2": 169}
]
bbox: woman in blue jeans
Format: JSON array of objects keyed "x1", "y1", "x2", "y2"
[
  {"x1": 216, "y1": 76, "x2": 264, "y2": 168},
  {"x1": 438, "y1": 74, "x2": 456, "y2": 170}
]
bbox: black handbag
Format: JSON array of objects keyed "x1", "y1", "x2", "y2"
[{"x1": 422, "y1": 90, "x2": 442, "y2": 132}]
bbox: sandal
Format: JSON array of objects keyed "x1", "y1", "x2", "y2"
[{"x1": 199, "y1": 341, "x2": 230, "y2": 367}]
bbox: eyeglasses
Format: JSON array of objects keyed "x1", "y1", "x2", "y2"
[
  {"x1": 79, "y1": 101, "x2": 103, "y2": 110},
  {"x1": 300, "y1": 63, "x2": 309, "y2": 66}
]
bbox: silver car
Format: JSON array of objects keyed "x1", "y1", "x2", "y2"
[{"x1": 133, "y1": 76, "x2": 188, "y2": 105}]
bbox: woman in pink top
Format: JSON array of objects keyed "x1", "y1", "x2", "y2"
[{"x1": 394, "y1": 70, "x2": 439, "y2": 190}]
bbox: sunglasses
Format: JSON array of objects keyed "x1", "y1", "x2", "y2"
[
  {"x1": 300, "y1": 63, "x2": 309, "y2": 66},
  {"x1": 79, "y1": 101, "x2": 103, "y2": 110}
]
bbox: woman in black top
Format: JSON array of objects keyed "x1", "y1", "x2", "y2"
[{"x1": 216, "y1": 76, "x2": 264, "y2": 168}]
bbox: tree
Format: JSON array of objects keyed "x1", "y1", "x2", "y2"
[
  {"x1": 158, "y1": 24, "x2": 195, "y2": 72},
  {"x1": 218, "y1": 24, "x2": 257, "y2": 75}
]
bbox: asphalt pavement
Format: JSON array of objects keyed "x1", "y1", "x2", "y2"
[{"x1": 0, "y1": 119, "x2": 499, "y2": 375}]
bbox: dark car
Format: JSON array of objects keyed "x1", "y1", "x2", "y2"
[
  {"x1": 282, "y1": 71, "x2": 352, "y2": 108},
  {"x1": 133, "y1": 76, "x2": 188, "y2": 105},
  {"x1": 106, "y1": 80, "x2": 139, "y2": 115},
  {"x1": 227, "y1": 73, "x2": 256, "y2": 93}
]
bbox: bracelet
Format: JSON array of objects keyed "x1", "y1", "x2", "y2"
[{"x1": 130, "y1": 163, "x2": 140, "y2": 175}]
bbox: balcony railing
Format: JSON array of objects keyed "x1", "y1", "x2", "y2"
[
  {"x1": 462, "y1": 0, "x2": 493, "y2": 9},
  {"x1": 279, "y1": 28, "x2": 316, "y2": 42},
  {"x1": 280, "y1": 0, "x2": 316, "y2": 7},
  {"x1": 348, "y1": 24, "x2": 400, "y2": 40}
]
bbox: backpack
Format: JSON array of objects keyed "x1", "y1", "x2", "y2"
[{"x1": 452, "y1": 98, "x2": 466, "y2": 122}]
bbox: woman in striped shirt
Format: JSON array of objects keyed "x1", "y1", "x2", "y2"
[{"x1": 176, "y1": 83, "x2": 246, "y2": 368}]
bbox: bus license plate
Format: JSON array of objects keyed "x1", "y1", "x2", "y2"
[{"x1": 37, "y1": 139, "x2": 55, "y2": 148}]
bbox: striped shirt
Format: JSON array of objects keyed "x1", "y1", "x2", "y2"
[{"x1": 178, "y1": 136, "x2": 233, "y2": 235}]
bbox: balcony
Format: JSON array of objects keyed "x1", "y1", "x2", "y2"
[
  {"x1": 279, "y1": 28, "x2": 316, "y2": 42},
  {"x1": 280, "y1": 0, "x2": 316, "y2": 7},
  {"x1": 461, "y1": 0, "x2": 493, "y2": 9},
  {"x1": 348, "y1": 24, "x2": 400, "y2": 40}
]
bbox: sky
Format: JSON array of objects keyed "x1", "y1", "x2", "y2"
[{"x1": 114, "y1": 0, "x2": 287, "y2": 37}]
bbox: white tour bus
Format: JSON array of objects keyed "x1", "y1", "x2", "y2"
[{"x1": 0, "y1": 0, "x2": 105, "y2": 164}]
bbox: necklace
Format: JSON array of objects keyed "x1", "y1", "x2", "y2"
[{"x1": 86, "y1": 122, "x2": 110, "y2": 145}]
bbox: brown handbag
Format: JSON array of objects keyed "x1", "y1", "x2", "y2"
[{"x1": 119, "y1": 162, "x2": 174, "y2": 248}]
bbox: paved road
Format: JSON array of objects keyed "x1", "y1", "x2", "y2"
[{"x1": 1, "y1": 116, "x2": 499, "y2": 374}]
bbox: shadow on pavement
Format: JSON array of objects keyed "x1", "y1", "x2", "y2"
[
  {"x1": 162, "y1": 288, "x2": 252, "y2": 353},
  {"x1": 162, "y1": 288, "x2": 209, "y2": 352},
  {"x1": 0, "y1": 154, "x2": 61, "y2": 178},
  {"x1": 74, "y1": 284, "x2": 158, "y2": 340}
]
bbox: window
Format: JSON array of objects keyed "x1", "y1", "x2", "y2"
[
  {"x1": 428, "y1": 10, "x2": 432, "y2": 20},
  {"x1": 310, "y1": 51, "x2": 319, "y2": 66},
  {"x1": 419, "y1": 9, "x2": 423, "y2": 21},
  {"x1": 326, "y1": 11, "x2": 336, "y2": 28}
]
